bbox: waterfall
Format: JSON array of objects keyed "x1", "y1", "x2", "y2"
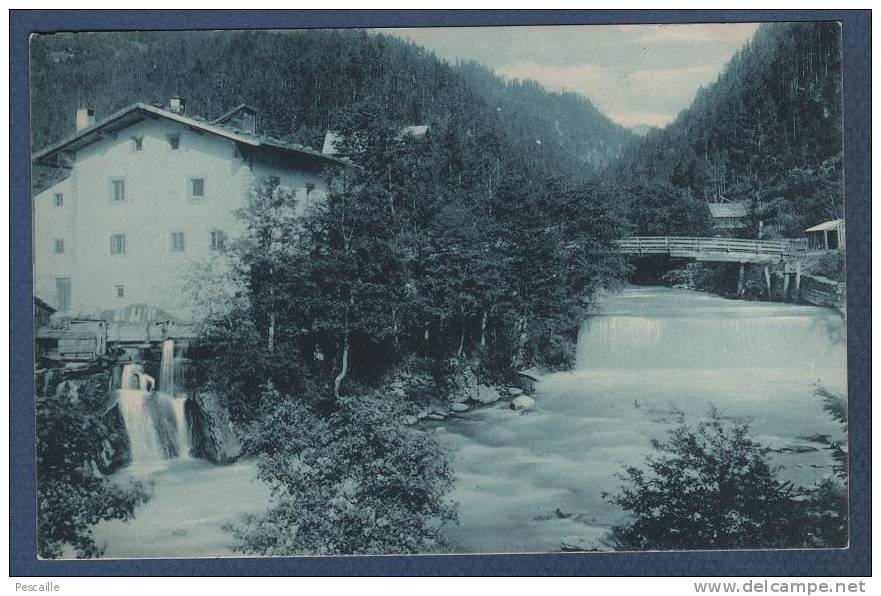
[
  {"x1": 171, "y1": 397, "x2": 191, "y2": 460},
  {"x1": 117, "y1": 363, "x2": 164, "y2": 463},
  {"x1": 159, "y1": 339, "x2": 175, "y2": 395},
  {"x1": 116, "y1": 358, "x2": 192, "y2": 467},
  {"x1": 159, "y1": 338, "x2": 191, "y2": 459},
  {"x1": 576, "y1": 287, "x2": 847, "y2": 372}
]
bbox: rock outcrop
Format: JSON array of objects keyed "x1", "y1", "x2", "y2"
[{"x1": 187, "y1": 390, "x2": 242, "y2": 464}]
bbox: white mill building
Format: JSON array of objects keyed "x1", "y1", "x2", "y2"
[{"x1": 33, "y1": 98, "x2": 344, "y2": 321}]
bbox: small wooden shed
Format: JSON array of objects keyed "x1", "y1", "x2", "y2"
[
  {"x1": 805, "y1": 219, "x2": 845, "y2": 250},
  {"x1": 707, "y1": 198, "x2": 748, "y2": 231}
]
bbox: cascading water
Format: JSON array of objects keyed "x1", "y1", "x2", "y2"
[
  {"x1": 435, "y1": 286, "x2": 848, "y2": 554},
  {"x1": 576, "y1": 287, "x2": 847, "y2": 372},
  {"x1": 115, "y1": 342, "x2": 192, "y2": 467},
  {"x1": 158, "y1": 338, "x2": 191, "y2": 459},
  {"x1": 159, "y1": 339, "x2": 175, "y2": 395},
  {"x1": 117, "y1": 363, "x2": 165, "y2": 464}
]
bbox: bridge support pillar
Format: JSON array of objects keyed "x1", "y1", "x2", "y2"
[
  {"x1": 763, "y1": 266, "x2": 772, "y2": 299},
  {"x1": 737, "y1": 264, "x2": 745, "y2": 298},
  {"x1": 795, "y1": 261, "x2": 802, "y2": 297},
  {"x1": 783, "y1": 273, "x2": 790, "y2": 301}
]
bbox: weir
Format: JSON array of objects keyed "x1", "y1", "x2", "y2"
[
  {"x1": 576, "y1": 287, "x2": 846, "y2": 372},
  {"x1": 115, "y1": 338, "x2": 191, "y2": 467}
]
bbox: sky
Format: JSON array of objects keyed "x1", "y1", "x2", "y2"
[{"x1": 381, "y1": 23, "x2": 760, "y2": 130}]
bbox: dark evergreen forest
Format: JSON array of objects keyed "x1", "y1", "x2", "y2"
[
  {"x1": 30, "y1": 29, "x2": 632, "y2": 177},
  {"x1": 609, "y1": 22, "x2": 844, "y2": 237}
]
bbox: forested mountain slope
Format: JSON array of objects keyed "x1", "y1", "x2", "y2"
[
  {"x1": 456, "y1": 61, "x2": 633, "y2": 170},
  {"x1": 608, "y1": 22, "x2": 843, "y2": 237},
  {"x1": 30, "y1": 29, "x2": 631, "y2": 178}
]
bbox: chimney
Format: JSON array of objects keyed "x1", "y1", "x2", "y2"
[
  {"x1": 241, "y1": 110, "x2": 256, "y2": 135},
  {"x1": 169, "y1": 96, "x2": 187, "y2": 114},
  {"x1": 75, "y1": 107, "x2": 95, "y2": 131}
]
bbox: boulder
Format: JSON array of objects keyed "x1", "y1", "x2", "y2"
[
  {"x1": 450, "y1": 402, "x2": 469, "y2": 413},
  {"x1": 188, "y1": 391, "x2": 242, "y2": 464},
  {"x1": 403, "y1": 415, "x2": 418, "y2": 425},
  {"x1": 510, "y1": 395, "x2": 535, "y2": 412},
  {"x1": 474, "y1": 384, "x2": 501, "y2": 404},
  {"x1": 427, "y1": 413, "x2": 446, "y2": 421},
  {"x1": 507, "y1": 387, "x2": 524, "y2": 397},
  {"x1": 446, "y1": 359, "x2": 479, "y2": 403}
]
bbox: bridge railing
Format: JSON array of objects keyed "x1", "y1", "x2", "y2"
[{"x1": 614, "y1": 236, "x2": 791, "y2": 258}]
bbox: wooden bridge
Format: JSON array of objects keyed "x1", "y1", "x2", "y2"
[{"x1": 615, "y1": 236, "x2": 806, "y2": 264}]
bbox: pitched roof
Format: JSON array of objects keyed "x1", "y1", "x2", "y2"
[
  {"x1": 707, "y1": 202, "x2": 747, "y2": 218},
  {"x1": 211, "y1": 103, "x2": 258, "y2": 125},
  {"x1": 32, "y1": 102, "x2": 345, "y2": 168},
  {"x1": 805, "y1": 219, "x2": 845, "y2": 232}
]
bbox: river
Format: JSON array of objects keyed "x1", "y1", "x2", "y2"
[
  {"x1": 437, "y1": 286, "x2": 847, "y2": 553},
  {"x1": 92, "y1": 286, "x2": 847, "y2": 557}
]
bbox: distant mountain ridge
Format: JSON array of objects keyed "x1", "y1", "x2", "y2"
[
  {"x1": 30, "y1": 29, "x2": 633, "y2": 178},
  {"x1": 608, "y1": 22, "x2": 843, "y2": 237}
]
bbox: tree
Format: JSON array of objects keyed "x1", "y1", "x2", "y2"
[
  {"x1": 231, "y1": 387, "x2": 457, "y2": 555},
  {"x1": 36, "y1": 380, "x2": 151, "y2": 558},
  {"x1": 604, "y1": 410, "x2": 810, "y2": 550}
]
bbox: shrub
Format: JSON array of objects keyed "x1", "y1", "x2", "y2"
[
  {"x1": 802, "y1": 386, "x2": 848, "y2": 548},
  {"x1": 231, "y1": 387, "x2": 457, "y2": 555},
  {"x1": 604, "y1": 410, "x2": 809, "y2": 550},
  {"x1": 36, "y1": 385, "x2": 151, "y2": 558}
]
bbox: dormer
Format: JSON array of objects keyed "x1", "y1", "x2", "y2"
[{"x1": 212, "y1": 103, "x2": 259, "y2": 135}]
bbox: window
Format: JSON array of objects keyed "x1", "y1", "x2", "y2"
[
  {"x1": 189, "y1": 178, "x2": 205, "y2": 198},
  {"x1": 131, "y1": 136, "x2": 144, "y2": 152},
  {"x1": 115, "y1": 285, "x2": 125, "y2": 298},
  {"x1": 167, "y1": 133, "x2": 181, "y2": 150},
  {"x1": 54, "y1": 193, "x2": 64, "y2": 207},
  {"x1": 111, "y1": 179, "x2": 126, "y2": 202},
  {"x1": 54, "y1": 239, "x2": 65, "y2": 254},
  {"x1": 56, "y1": 278, "x2": 71, "y2": 312},
  {"x1": 110, "y1": 234, "x2": 126, "y2": 256},
  {"x1": 170, "y1": 232, "x2": 185, "y2": 253},
  {"x1": 210, "y1": 229, "x2": 226, "y2": 251}
]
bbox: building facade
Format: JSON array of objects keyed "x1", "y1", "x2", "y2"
[{"x1": 33, "y1": 100, "x2": 343, "y2": 321}]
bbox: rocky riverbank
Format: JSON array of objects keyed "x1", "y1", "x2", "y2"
[{"x1": 380, "y1": 357, "x2": 538, "y2": 425}]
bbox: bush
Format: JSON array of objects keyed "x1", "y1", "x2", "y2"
[
  {"x1": 803, "y1": 386, "x2": 848, "y2": 548},
  {"x1": 604, "y1": 410, "x2": 810, "y2": 550},
  {"x1": 231, "y1": 387, "x2": 457, "y2": 555},
  {"x1": 37, "y1": 384, "x2": 151, "y2": 558}
]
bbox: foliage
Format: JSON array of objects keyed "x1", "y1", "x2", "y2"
[
  {"x1": 608, "y1": 22, "x2": 843, "y2": 239},
  {"x1": 36, "y1": 381, "x2": 151, "y2": 558},
  {"x1": 604, "y1": 410, "x2": 810, "y2": 550},
  {"x1": 231, "y1": 387, "x2": 457, "y2": 555},
  {"x1": 30, "y1": 29, "x2": 630, "y2": 184},
  {"x1": 805, "y1": 385, "x2": 848, "y2": 547},
  {"x1": 186, "y1": 92, "x2": 627, "y2": 418},
  {"x1": 606, "y1": 398, "x2": 851, "y2": 550}
]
